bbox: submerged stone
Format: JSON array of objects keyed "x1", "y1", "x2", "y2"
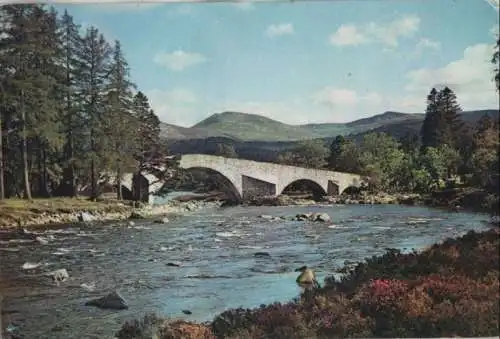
[{"x1": 85, "y1": 291, "x2": 128, "y2": 310}]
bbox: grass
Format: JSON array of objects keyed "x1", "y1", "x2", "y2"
[
  {"x1": 0, "y1": 197, "x2": 131, "y2": 227},
  {"x1": 116, "y1": 228, "x2": 500, "y2": 339}
]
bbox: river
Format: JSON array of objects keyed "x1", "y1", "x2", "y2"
[{"x1": 0, "y1": 204, "x2": 492, "y2": 339}]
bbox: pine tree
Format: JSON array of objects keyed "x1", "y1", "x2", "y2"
[
  {"x1": 103, "y1": 40, "x2": 136, "y2": 200},
  {"x1": 328, "y1": 135, "x2": 346, "y2": 170},
  {"x1": 435, "y1": 86, "x2": 463, "y2": 149},
  {"x1": 58, "y1": 9, "x2": 84, "y2": 197},
  {"x1": 78, "y1": 26, "x2": 112, "y2": 199},
  {"x1": 420, "y1": 88, "x2": 439, "y2": 149}
]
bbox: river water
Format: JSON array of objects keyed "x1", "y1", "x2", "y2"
[{"x1": 0, "y1": 204, "x2": 492, "y2": 339}]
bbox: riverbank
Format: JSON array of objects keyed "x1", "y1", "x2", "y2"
[
  {"x1": 0, "y1": 197, "x2": 221, "y2": 229},
  {"x1": 117, "y1": 227, "x2": 500, "y2": 338},
  {"x1": 244, "y1": 188, "x2": 499, "y2": 216}
]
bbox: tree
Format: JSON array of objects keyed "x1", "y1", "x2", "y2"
[
  {"x1": 58, "y1": 9, "x2": 83, "y2": 197},
  {"x1": 493, "y1": 35, "x2": 499, "y2": 92},
  {"x1": 420, "y1": 88, "x2": 440, "y2": 149},
  {"x1": 436, "y1": 86, "x2": 464, "y2": 149},
  {"x1": 77, "y1": 26, "x2": 112, "y2": 199},
  {"x1": 471, "y1": 114, "x2": 499, "y2": 190},
  {"x1": 328, "y1": 135, "x2": 346, "y2": 170},
  {"x1": 288, "y1": 139, "x2": 329, "y2": 168},
  {"x1": 357, "y1": 133, "x2": 405, "y2": 191},
  {"x1": 131, "y1": 91, "x2": 164, "y2": 201},
  {"x1": 215, "y1": 143, "x2": 238, "y2": 158},
  {"x1": 103, "y1": 40, "x2": 136, "y2": 200}
]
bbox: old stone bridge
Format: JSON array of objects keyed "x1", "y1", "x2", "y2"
[
  {"x1": 178, "y1": 154, "x2": 365, "y2": 201},
  {"x1": 105, "y1": 154, "x2": 365, "y2": 203}
]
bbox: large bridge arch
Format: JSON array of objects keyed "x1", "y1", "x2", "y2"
[{"x1": 180, "y1": 165, "x2": 243, "y2": 202}]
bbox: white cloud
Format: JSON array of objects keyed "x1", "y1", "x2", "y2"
[
  {"x1": 403, "y1": 43, "x2": 498, "y2": 111},
  {"x1": 153, "y1": 50, "x2": 207, "y2": 71},
  {"x1": 329, "y1": 15, "x2": 420, "y2": 47},
  {"x1": 266, "y1": 23, "x2": 295, "y2": 38},
  {"x1": 415, "y1": 38, "x2": 441, "y2": 53},
  {"x1": 233, "y1": 1, "x2": 255, "y2": 11},
  {"x1": 147, "y1": 88, "x2": 198, "y2": 126},
  {"x1": 329, "y1": 24, "x2": 367, "y2": 46}
]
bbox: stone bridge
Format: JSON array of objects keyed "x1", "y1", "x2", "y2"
[{"x1": 179, "y1": 154, "x2": 365, "y2": 201}]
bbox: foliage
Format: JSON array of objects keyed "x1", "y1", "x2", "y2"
[
  {"x1": 277, "y1": 139, "x2": 329, "y2": 168},
  {"x1": 0, "y1": 4, "x2": 168, "y2": 201},
  {"x1": 214, "y1": 143, "x2": 238, "y2": 158},
  {"x1": 118, "y1": 229, "x2": 500, "y2": 338}
]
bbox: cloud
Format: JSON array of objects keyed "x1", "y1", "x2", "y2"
[
  {"x1": 329, "y1": 15, "x2": 420, "y2": 47},
  {"x1": 403, "y1": 43, "x2": 498, "y2": 110},
  {"x1": 266, "y1": 23, "x2": 295, "y2": 38},
  {"x1": 146, "y1": 88, "x2": 198, "y2": 126},
  {"x1": 415, "y1": 38, "x2": 441, "y2": 53},
  {"x1": 233, "y1": 1, "x2": 255, "y2": 11},
  {"x1": 329, "y1": 24, "x2": 367, "y2": 46},
  {"x1": 153, "y1": 50, "x2": 207, "y2": 71}
]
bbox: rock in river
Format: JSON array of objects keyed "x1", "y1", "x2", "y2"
[
  {"x1": 314, "y1": 212, "x2": 331, "y2": 222},
  {"x1": 85, "y1": 291, "x2": 128, "y2": 310},
  {"x1": 45, "y1": 268, "x2": 69, "y2": 283}
]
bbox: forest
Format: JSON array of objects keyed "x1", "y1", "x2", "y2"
[{"x1": 0, "y1": 4, "x2": 167, "y2": 201}]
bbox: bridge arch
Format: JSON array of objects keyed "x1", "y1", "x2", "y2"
[
  {"x1": 180, "y1": 166, "x2": 242, "y2": 202},
  {"x1": 280, "y1": 179, "x2": 327, "y2": 199}
]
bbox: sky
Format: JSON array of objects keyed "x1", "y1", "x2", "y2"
[{"x1": 49, "y1": 0, "x2": 500, "y2": 127}]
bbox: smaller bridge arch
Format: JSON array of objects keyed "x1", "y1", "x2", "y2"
[{"x1": 280, "y1": 179, "x2": 327, "y2": 199}]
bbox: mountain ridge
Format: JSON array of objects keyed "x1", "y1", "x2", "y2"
[{"x1": 160, "y1": 109, "x2": 498, "y2": 142}]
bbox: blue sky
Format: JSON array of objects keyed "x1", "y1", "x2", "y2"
[{"x1": 55, "y1": 0, "x2": 499, "y2": 126}]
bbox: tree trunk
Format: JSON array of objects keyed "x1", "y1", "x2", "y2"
[
  {"x1": 41, "y1": 146, "x2": 49, "y2": 197},
  {"x1": 21, "y1": 89, "x2": 32, "y2": 200},
  {"x1": 0, "y1": 111, "x2": 5, "y2": 200},
  {"x1": 90, "y1": 127, "x2": 97, "y2": 200},
  {"x1": 116, "y1": 166, "x2": 122, "y2": 200}
]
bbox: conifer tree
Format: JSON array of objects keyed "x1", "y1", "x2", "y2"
[
  {"x1": 420, "y1": 88, "x2": 439, "y2": 149},
  {"x1": 78, "y1": 26, "x2": 112, "y2": 199},
  {"x1": 103, "y1": 40, "x2": 137, "y2": 200}
]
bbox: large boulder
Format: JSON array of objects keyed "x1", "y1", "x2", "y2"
[
  {"x1": 314, "y1": 212, "x2": 331, "y2": 222},
  {"x1": 85, "y1": 291, "x2": 128, "y2": 310},
  {"x1": 295, "y1": 266, "x2": 317, "y2": 284}
]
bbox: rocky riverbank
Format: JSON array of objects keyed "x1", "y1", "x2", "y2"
[
  {"x1": 0, "y1": 198, "x2": 222, "y2": 229},
  {"x1": 244, "y1": 188, "x2": 499, "y2": 215}
]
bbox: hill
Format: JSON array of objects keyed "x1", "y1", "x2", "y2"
[
  {"x1": 161, "y1": 109, "x2": 498, "y2": 142},
  {"x1": 164, "y1": 109, "x2": 499, "y2": 162}
]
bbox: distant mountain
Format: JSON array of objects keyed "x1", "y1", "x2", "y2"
[
  {"x1": 191, "y1": 111, "x2": 317, "y2": 141},
  {"x1": 161, "y1": 109, "x2": 499, "y2": 143},
  {"x1": 163, "y1": 109, "x2": 499, "y2": 163}
]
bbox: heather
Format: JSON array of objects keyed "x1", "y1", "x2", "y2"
[{"x1": 117, "y1": 228, "x2": 500, "y2": 338}]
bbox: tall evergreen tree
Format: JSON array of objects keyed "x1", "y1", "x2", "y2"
[
  {"x1": 420, "y1": 88, "x2": 439, "y2": 149},
  {"x1": 78, "y1": 26, "x2": 112, "y2": 199},
  {"x1": 328, "y1": 135, "x2": 346, "y2": 170},
  {"x1": 435, "y1": 86, "x2": 464, "y2": 149},
  {"x1": 103, "y1": 40, "x2": 136, "y2": 200},
  {"x1": 58, "y1": 9, "x2": 83, "y2": 197}
]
